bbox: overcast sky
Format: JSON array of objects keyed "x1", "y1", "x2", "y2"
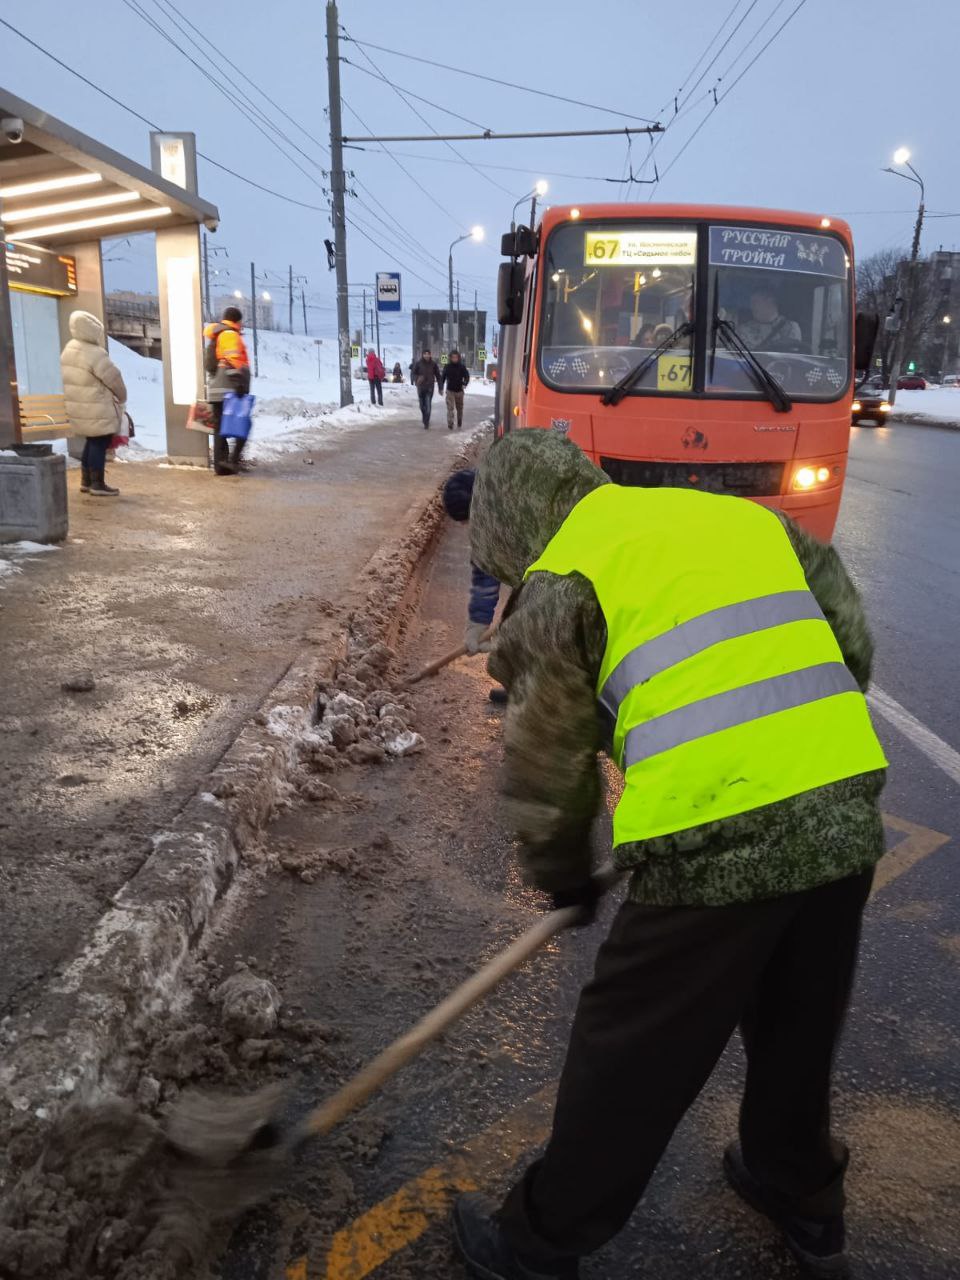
[{"x1": 3, "y1": 0, "x2": 957, "y2": 345}]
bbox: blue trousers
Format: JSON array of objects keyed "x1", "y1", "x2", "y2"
[
  {"x1": 418, "y1": 388, "x2": 433, "y2": 425},
  {"x1": 81, "y1": 434, "x2": 111, "y2": 472}
]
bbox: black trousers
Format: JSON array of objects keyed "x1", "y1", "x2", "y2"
[
  {"x1": 81, "y1": 434, "x2": 111, "y2": 472},
  {"x1": 210, "y1": 400, "x2": 245, "y2": 471},
  {"x1": 499, "y1": 870, "x2": 873, "y2": 1264},
  {"x1": 369, "y1": 376, "x2": 383, "y2": 405}
]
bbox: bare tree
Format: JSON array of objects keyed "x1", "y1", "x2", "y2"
[{"x1": 856, "y1": 247, "x2": 946, "y2": 382}]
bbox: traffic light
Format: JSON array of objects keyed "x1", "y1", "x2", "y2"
[{"x1": 907, "y1": 360, "x2": 916, "y2": 372}]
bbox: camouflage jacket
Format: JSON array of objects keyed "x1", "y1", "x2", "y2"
[{"x1": 470, "y1": 431, "x2": 886, "y2": 907}]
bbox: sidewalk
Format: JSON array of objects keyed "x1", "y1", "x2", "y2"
[{"x1": 0, "y1": 398, "x2": 489, "y2": 1021}]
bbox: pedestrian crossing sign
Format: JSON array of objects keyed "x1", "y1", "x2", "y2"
[
  {"x1": 478, "y1": 347, "x2": 486, "y2": 361},
  {"x1": 351, "y1": 344, "x2": 360, "y2": 358}
]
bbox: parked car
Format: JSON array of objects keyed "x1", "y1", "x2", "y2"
[
  {"x1": 852, "y1": 390, "x2": 891, "y2": 426},
  {"x1": 897, "y1": 374, "x2": 927, "y2": 390},
  {"x1": 943, "y1": 373, "x2": 959, "y2": 387}
]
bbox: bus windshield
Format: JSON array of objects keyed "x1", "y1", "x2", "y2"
[
  {"x1": 537, "y1": 219, "x2": 851, "y2": 402},
  {"x1": 707, "y1": 224, "x2": 850, "y2": 402},
  {"x1": 539, "y1": 222, "x2": 697, "y2": 394}
]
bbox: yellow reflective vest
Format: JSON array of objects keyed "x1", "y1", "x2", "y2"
[{"x1": 525, "y1": 485, "x2": 888, "y2": 847}]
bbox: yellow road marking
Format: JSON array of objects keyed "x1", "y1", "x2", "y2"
[
  {"x1": 323, "y1": 1085, "x2": 556, "y2": 1279},
  {"x1": 289, "y1": 812, "x2": 950, "y2": 1279},
  {"x1": 875, "y1": 812, "x2": 950, "y2": 896}
]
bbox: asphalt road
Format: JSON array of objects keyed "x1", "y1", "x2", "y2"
[{"x1": 211, "y1": 422, "x2": 958, "y2": 1280}]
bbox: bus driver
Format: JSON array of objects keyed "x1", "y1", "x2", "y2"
[{"x1": 740, "y1": 286, "x2": 802, "y2": 351}]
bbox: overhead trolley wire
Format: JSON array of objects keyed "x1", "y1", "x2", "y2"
[
  {"x1": 340, "y1": 37, "x2": 660, "y2": 124},
  {"x1": 0, "y1": 17, "x2": 329, "y2": 211}
]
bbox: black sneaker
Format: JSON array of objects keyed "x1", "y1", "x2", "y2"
[
  {"x1": 723, "y1": 1144, "x2": 848, "y2": 1277},
  {"x1": 453, "y1": 1195, "x2": 579, "y2": 1280},
  {"x1": 488, "y1": 686, "x2": 508, "y2": 706}
]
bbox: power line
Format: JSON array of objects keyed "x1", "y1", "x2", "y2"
[
  {"x1": 344, "y1": 214, "x2": 451, "y2": 291},
  {"x1": 351, "y1": 178, "x2": 446, "y2": 268},
  {"x1": 343, "y1": 32, "x2": 514, "y2": 198},
  {"x1": 341, "y1": 58, "x2": 490, "y2": 132},
  {"x1": 0, "y1": 17, "x2": 329, "y2": 212},
  {"x1": 341, "y1": 37, "x2": 660, "y2": 124},
  {"x1": 654, "y1": 0, "x2": 809, "y2": 190},
  {"x1": 341, "y1": 95, "x2": 464, "y2": 232},
  {"x1": 119, "y1": 0, "x2": 328, "y2": 191},
  {"x1": 353, "y1": 149, "x2": 633, "y2": 184},
  {"x1": 150, "y1": 0, "x2": 330, "y2": 154}
]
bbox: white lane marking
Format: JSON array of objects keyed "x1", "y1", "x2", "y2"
[{"x1": 869, "y1": 685, "x2": 960, "y2": 787}]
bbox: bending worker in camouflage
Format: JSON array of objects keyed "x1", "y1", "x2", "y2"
[{"x1": 454, "y1": 430, "x2": 887, "y2": 1280}]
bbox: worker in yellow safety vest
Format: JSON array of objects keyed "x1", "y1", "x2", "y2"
[{"x1": 453, "y1": 429, "x2": 887, "y2": 1280}]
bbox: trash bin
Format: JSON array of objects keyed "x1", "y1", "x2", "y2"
[{"x1": 0, "y1": 443, "x2": 68, "y2": 544}]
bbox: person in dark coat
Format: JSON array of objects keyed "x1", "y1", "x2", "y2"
[
  {"x1": 412, "y1": 349, "x2": 442, "y2": 428},
  {"x1": 440, "y1": 349, "x2": 470, "y2": 430}
]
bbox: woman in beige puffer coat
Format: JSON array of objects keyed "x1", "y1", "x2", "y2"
[{"x1": 60, "y1": 310, "x2": 127, "y2": 497}]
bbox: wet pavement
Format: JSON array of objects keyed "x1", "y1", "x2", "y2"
[
  {"x1": 0, "y1": 398, "x2": 489, "y2": 1021},
  {"x1": 205, "y1": 421, "x2": 958, "y2": 1280}
]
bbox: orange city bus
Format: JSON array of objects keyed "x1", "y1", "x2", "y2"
[{"x1": 495, "y1": 203, "x2": 875, "y2": 541}]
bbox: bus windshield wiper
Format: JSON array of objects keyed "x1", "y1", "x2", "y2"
[
  {"x1": 713, "y1": 317, "x2": 792, "y2": 413},
  {"x1": 601, "y1": 321, "x2": 694, "y2": 406}
]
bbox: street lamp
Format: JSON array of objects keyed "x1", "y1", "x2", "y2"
[
  {"x1": 882, "y1": 148, "x2": 926, "y2": 405},
  {"x1": 511, "y1": 180, "x2": 549, "y2": 232},
  {"x1": 448, "y1": 226, "x2": 484, "y2": 352}
]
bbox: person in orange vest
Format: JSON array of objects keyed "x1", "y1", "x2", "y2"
[
  {"x1": 203, "y1": 306, "x2": 251, "y2": 475},
  {"x1": 366, "y1": 348, "x2": 385, "y2": 407}
]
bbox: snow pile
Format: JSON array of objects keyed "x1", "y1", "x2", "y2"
[
  {"x1": 104, "y1": 332, "x2": 486, "y2": 459},
  {"x1": 0, "y1": 539, "x2": 59, "y2": 588},
  {"x1": 884, "y1": 385, "x2": 960, "y2": 427}
]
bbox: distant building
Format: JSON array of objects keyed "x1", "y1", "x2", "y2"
[
  {"x1": 921, "y1": 250, "x2": 960, "y2": 375},
  {"x1": 411, "y1": 308, "x2": 487, "y2": 369},
  {"x1": 214, "y1": 294, "x2": 275, "y2": 331}
]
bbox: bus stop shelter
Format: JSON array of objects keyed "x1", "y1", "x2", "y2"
[{"x1": 0, "y1": 85, "x2": 220, "y2": 467}]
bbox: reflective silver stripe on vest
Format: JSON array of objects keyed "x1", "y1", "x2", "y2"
[
  {"x1": 599, "y1": 591, "x2": 826, "y2": 720},
  {"x1": 622, "y1": 662, "x2": 859, "y2": 769}
]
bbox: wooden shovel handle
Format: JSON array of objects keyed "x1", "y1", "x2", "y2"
[
  {"x1": 401, "y1": 625, "x2": 496, "y2": 687},
  {"x1": 303, "y1": 866, "x2": 621, "y2": 1140}
]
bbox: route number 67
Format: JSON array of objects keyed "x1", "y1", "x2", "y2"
[{"x1": 587, "y1": 239, "x2": 619, "y2": 261}]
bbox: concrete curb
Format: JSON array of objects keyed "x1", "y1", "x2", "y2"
[{"x1": 0, "y1": 431, "x2": 485, "y2": 1152}]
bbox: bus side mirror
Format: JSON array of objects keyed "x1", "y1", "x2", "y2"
[
  {"x1": 500, "y1": 227, "x2": 538, "y2": 258},
  {"x1": 498, "y1": 261, "x2": 525, "y2": 325},
  {"x1": 855, "y1": 311, "x2": 880, "y2": 372}
]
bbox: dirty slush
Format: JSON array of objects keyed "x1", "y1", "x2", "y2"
[{"x1": 0, "y1": 468, "x2": 463, "y2": 1279}]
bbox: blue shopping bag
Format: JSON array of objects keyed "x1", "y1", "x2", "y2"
[{"x1": 219, "y1": 392, "x2": 256, "y2": 440}]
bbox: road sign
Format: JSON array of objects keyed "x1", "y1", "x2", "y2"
[
  {"x1": 376, "y1": 272, "x2": 401, "y2": 312},
  {"x1": 477, "y1": 347, "x2": 486, "y2": 362},
  {"x1": 351, "y1": 344, "x2": 360, "y2": 358}
]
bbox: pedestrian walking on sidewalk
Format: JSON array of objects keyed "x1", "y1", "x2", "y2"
[
  {"x1": 60, "y1": 310, "x2": 128, "y2": 497},
  {"x1": 454, "y1": 430, "x2": 888, "y2": 1280},
  {"x1": 412, "y1": 348, "x2": 442, "y2": 428},
  {"x1": 440, "y1": 349, "x2": 470, "y2": 430},
  {"x1": 204, "y1": 306, "x2": 251, "y2": 476},
  {"x1": 366, "y1": 348, "x2": 385, "y2": 406},
  {"x1": 441, "y1": 468, "x2": 507, "y2": 705}
]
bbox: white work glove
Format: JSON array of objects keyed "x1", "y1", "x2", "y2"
[{"x1": 464, "y1": 622, "x2": 493, "y2": 654}]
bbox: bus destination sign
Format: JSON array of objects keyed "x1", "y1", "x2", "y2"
[
  {"x1": 584, "y1": 230, "x2": 697, "y2": 267},
  {"x1": 4, "y1": 241, "x2": 79, "y2": 297}
]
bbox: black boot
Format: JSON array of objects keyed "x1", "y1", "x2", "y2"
[
  {"x1": 724, "y1": 1144, "x2": 848, "y2": 1277},
  {"x1": 89, "y1": 470, "x2": 119, "y2": 497},
  {"x1": 453, "y1": 1194, "x2": 579, "y2": 1280},
  {"x1": 80, "y1": 467, "x2": 91, "y2": 493}
]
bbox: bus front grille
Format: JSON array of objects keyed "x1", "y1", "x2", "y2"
[{"x1": 599, "y1": 457, "x2": 785, "y2": 498}]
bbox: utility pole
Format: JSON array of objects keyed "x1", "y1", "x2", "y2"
[
  {"x1": 374, "y1": 296, "x2": 381, "y2": 362},
  {"x1": 302, "y1": 285, "x2": 308, "y2": 335},
  {"x1": 326, "y1": 1, "x2": 353, "y2": 406},
  {"x1": 250, "y1": 261, "x2": 259, "y2": 378},
  {"x1": 202, "y1": 231, "x2": 210, "y2": 323},
  {"x1": 473, "y1": 288, "x2": 479, "y2": 370},
  {"x1": 362, "y1": 288, "x2": 367, "y2": 346},
  {"x1": 883, "y1": 153, "x2": 926, "y2": 407},
  {"x1": 288, "y1": 264, "x2": 294, "y2": 334}
]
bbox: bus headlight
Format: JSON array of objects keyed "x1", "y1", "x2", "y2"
[{"x1": 792, "y1": 463, "x2": 838, "y2": 491}]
